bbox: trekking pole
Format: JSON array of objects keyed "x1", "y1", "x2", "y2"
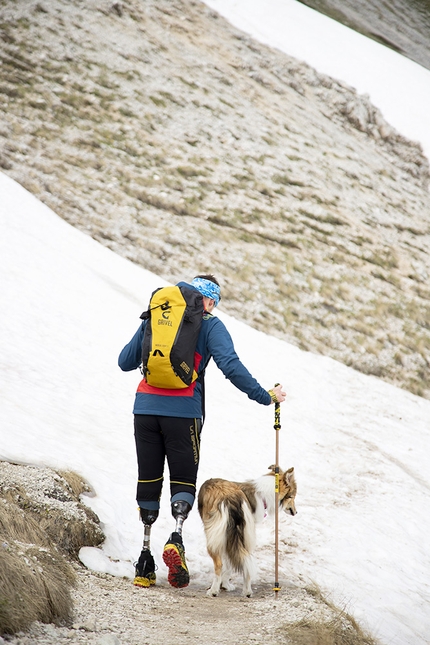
[{"x1": 273, "y1": 384, "x2": 281, "y2": 598}]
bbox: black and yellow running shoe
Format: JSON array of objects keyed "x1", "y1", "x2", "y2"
[
  {"x1": 162, "y1": 532, "x2": 190, "y2": 588},
  {"x1": 133, "y1": 549, "x2": 156, "y2": 588}
]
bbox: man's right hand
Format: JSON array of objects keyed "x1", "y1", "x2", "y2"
[{"x1": 268, "y1": 383, "x2": 286, "y2": 403}]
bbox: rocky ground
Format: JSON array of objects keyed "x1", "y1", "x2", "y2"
[
  {"x1": 1, "y1": 0, "x2": 430, "y2": 398},
  {"x1": 296, "y1": 0, "x2": 430, "y2": 71}
]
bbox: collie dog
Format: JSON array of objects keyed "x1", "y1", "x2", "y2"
[{"x1": 198, "y1": 465, "x2": 297, "y2": 597}]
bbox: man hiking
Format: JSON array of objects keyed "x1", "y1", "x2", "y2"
[{"x1": 118, "y1": 274, "x2": 286, "y2": 589}]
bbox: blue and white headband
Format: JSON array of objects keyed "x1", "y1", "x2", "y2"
[{"x1": 191, "y1": 278, "x2": 221, "y2": 307}]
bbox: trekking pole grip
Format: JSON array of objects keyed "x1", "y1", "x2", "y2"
[{"x1": 273, "y1": 383, "x2": 281, "y2": 431}]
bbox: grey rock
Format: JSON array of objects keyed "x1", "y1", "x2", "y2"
[{"x1": 96, "y1": 636, "x2": 121, "y2": 645}]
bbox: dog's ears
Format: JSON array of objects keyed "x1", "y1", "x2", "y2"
[
  {"x1": 284, "y1": 467, "x2": 295, "y2": 484},
  {"x1": 268, "y1": 465, "x2": 295, "y2": 481}
]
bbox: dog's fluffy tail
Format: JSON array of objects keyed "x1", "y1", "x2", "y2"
[
  {"x1": 226, "y1": 498, "x2": 256, "y2": 574},
  {"x1": 205, "y1": 497, "x2": 256, "y2": 576}
]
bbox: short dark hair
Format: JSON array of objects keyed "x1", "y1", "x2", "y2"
[{"x1": 193, "y1": 273, "x2": 220, "y2": 287}]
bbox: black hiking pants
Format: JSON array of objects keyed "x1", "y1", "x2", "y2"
[{"x1": 134, "y1": 415, "x2": 202, "y2": 511}]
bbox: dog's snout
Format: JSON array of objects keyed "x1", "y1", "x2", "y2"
[{"x1": 284, "y1": 502, "x2": 297, "y2": 516}]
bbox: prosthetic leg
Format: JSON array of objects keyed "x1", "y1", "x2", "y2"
[
  {"x1": 140, "y1": 508, "x2": 158, "y2": 549},
  {"x1": 134, "y1": 508, "x2": 158, "y2": 588},
  {"x1": 172, "y1": 500, "x2": 192, "y2": 536},
  {"x1": 162, "y1": 500, "x2": 192, "y2": 588}
]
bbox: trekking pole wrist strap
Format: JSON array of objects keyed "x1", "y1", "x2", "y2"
[{"x1": 268, "y1": 389, "x2": 278, "y2": 404}]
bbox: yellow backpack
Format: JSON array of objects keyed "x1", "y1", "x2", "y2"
[{"x1": 140, "y1": 285, "x2": 204, "y2": 389}]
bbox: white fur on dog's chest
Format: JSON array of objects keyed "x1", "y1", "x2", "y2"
[{"x1": 254, "y1": 475, "x2": 276, "y2": 519}]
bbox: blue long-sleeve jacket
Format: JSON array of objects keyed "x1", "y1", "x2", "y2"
[{"x1": 118, "y1": 283, "x2": 271, "y2": 418}]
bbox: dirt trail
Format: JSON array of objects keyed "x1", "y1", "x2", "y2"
[{"x1": 6, "y1": 566, "x2": 335, "y2": 645}]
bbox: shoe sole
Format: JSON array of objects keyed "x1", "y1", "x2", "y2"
[
  {"x1": 133, "y1": 574, "x2": 156, "y2": 588},
  {"x1": 162, "y1": 544, "x2": 189, "y2": 588}
]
